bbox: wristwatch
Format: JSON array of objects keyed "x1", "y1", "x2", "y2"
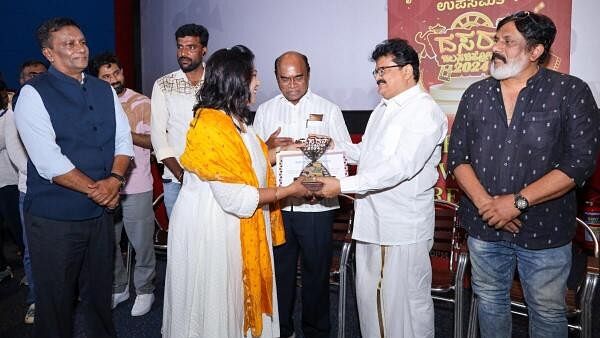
[
  {"x1": 514, "y1": 193, "x2": 529, "y2": 212},
  {"x1": 110, "y1": 172, "x2": 127, "y2": 189}
]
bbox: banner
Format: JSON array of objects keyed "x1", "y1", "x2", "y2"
[{"x1": 388, "y1": 0, "x2": 573, "y2": 203}]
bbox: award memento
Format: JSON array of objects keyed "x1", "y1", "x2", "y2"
[{"x1": 297, "y1": 135, "x2": 332, "y2": 191}]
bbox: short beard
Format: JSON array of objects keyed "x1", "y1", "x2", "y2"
[
  {"x1": 489, "y1": 54, "x2": 528, "y2": 80},
  {"x1": 112, "y1": 82, "x2": 125, "y2": 95},
  {"x1": 178, "y1": 58, "x2": 201, "y2": 73}
]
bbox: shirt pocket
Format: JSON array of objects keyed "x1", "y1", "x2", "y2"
[{"x1": 520, "y1": 110, "x2": 560, "y2": 150}]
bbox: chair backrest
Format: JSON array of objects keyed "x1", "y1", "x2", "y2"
[
  {"x1": 431, "y1": 200, "x2": 462, "y2": 273},
  {"x1": 510, "y1": 217, "x2": 599, "y2": 311},
  {"x1": 566, "y1": 217, "x2": 599, "y2": 309},
  {"x1": 574, "y1": 217, "x2": 599, "y2": 258},
  {"x1": 332, "y1": 195, "x2": 355, "y2": 242}
]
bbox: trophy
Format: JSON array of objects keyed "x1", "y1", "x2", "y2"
[{"x1": 297, "y1": 135, "x2": 332, "y2": 191}]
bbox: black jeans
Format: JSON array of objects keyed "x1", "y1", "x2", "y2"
[
  {"x1": 274, "y1": 210, "x2": 335, "y2": 338},
  {"x1": 0, "y1": 185, "x2": 23, "y2": 269},
  {"x1": 26, "y1": 212, "x2": 116, "y2": 338}
]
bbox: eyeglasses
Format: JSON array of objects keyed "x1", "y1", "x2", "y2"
[
  {"x1": 278, "y1": 74, "x2": 305, "y2": 86},
  {"x1": 512, "y1": 11, "x2": 538, "y2": 25},
  {"x1": 372, "y1": 64, "x2": 404, "y2": 78}
]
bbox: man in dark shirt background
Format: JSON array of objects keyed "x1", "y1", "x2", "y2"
[
  {"x1": 12, "y1": 60, "x2": 48, "y2": 110},
  {"x1": 449, "y1": 11, "x2": 600, "y2": 338}
]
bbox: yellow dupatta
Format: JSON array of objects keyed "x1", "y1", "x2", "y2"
[{"x1": 180, "y1": 108, "x2": 285, "y2": 337}]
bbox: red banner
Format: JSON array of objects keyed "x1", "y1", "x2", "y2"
[{"x1": 388, "y1": 0, "x2": 572, "y2": 203}]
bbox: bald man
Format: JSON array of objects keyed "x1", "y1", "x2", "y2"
[{"x1": 254, "y1": 51, "x2": 352, "y2": 338}]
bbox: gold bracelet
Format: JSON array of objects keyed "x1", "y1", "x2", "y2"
[{"x1": 274, "y1": 187, "x2": 280, "y2": 201}]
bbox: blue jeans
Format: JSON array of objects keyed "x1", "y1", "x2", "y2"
[
  {"x1": 162, "y1": 181, "x2": 181, "y2": 218},
  {"x1": 19, "y1": 192, "x2": 35, "y2": 304},
  {"x1": 468, "y1": 237, "x2": 571, "y2": 338}
]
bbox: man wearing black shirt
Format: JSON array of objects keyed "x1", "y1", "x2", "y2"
[{"x1": 449, "y1": 11, "x2": 600, "y2": 338}]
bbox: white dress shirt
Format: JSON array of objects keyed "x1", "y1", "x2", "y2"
[
  {"x1": 150, "y1": 68, "x2": 204, "y2": 181},
  {"x1": 0, "y1": 108, "x2": 19, "y2": 188},
  {"x1": 337, "y1": 85, "x2": 447, "y2": 245},
  {"x1": 3, "y1": 109, "x2": 27, "y2": 192},
  {"x1": 254, "y1": 90, "x2": 352, "y2": 212}
]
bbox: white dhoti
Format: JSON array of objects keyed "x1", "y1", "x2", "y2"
[{"x1": 355, "y1": 240, "x2": 434, "y2": 338}]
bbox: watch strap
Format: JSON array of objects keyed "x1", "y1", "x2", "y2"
[{"x1": 110, "y1": 172, "x2": 126, "y2": 188}]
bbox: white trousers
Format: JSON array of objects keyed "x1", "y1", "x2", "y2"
[{"x1": 355, "y1": 240, "x2": 434, "y2": 338}]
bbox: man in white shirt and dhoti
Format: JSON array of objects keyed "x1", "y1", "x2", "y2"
[{"x1": 317, "y1": 39, "x2": 447, "y2": 338}]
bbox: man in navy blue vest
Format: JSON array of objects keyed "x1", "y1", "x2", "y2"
[{"x1": 14, "y1": 17, "x2": 134, "y2": 338}]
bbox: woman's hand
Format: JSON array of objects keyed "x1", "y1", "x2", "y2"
[{"x1": 283, "y1": 176, "x2": 312, "y2": 199}]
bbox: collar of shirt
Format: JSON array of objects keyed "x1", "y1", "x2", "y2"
[
  {"x1": 121, "y1": 88, "x2": 131, "y2": 98},
  {"x1": 363, "y1": 85, "x2": 423, "y2": 145},
  {"x1": 486, "y1": 66, "x2": 546, "y2": 94},
  {"x1": 174, "y1": 62, "x2": 206, "y2": 88},
  {"x1": 381, "y1": 83, "x2": 421, "y2": 108},
  {"x1": 48, "y1": 65, "x2": 86, "y2": 85},
  {"x1": 525, "y1": 66, "x2": 545, "y2": 87},
  {"x1": 374, "y1": 84, "x2": 423, "y2": 126},
  {"x1": 274, "y1": 89, "x2": 316, "y2": 124}
]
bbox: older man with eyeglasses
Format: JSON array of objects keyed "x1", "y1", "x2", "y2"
[
  {"x1": 317, "y1": 39, "x2": 447, "y2": 338},
  {"x1": 448, "y1": 11, "x2": 600, "y2": 338},
  {"x1": 253, "y1": 51, "x2": 352, "y2": 338}
]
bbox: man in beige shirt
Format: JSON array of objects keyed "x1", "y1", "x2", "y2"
[{"x1": 150, "y1": 24, "x2": 208, "y2": 216}]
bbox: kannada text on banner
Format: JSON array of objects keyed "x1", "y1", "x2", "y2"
[{"x1": 388, "y1": 0, "x2": 572, "y2": 203}]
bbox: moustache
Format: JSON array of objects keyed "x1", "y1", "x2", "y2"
[
  {"x1": 178, "y1": 57, "x2": 192, "y2": 63},
  {"x1": 111, "y1": 82, "x2": 123, "y2": 88},
  {"x1": 491, "y1": 53, "x2": 507, "y2": 63},
  {"x1": 376, "y1": 80, "x2": 386, "y2": 85}
]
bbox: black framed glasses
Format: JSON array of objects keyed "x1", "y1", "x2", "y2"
[{"x1": 372, "y1": 64, "x2": 405, "y2": 78}]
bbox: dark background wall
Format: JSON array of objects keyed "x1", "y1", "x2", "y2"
[{"x1": 0, "y1": 1, "x2": 116, "y2": 91}]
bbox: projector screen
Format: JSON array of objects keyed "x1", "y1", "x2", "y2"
[
  {"x1": 140, "y1": 0, "x2": 387, "y2": 111},
  {"x1": 140, "y1": 0, "x2": 600, "y2": 110}
]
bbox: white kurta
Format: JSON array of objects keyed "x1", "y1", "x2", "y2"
[
  {"x1": 162, "y1": 126, "x2": 280, "y2": 338},
  {"x1": 335, "y1": 85, "x2": 447, "y2": 338},
  {"x1": 337, "y1": 85, "x2": 448, "y2": 245}
]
